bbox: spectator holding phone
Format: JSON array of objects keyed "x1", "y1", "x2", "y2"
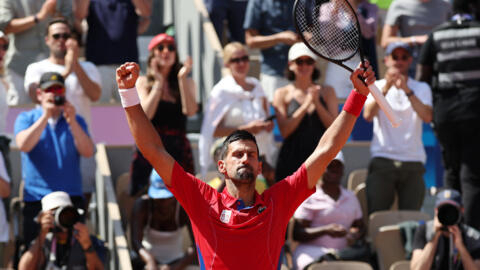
[
  {"x1": 14, "y1": 72, "x2": 94, "y2": 246},
  {"x1": 200, "y1": 42, "x2": 276, "y2": 185},
  {"x1": 273, "y1": 42, "x2": 338, "y2": 182}
]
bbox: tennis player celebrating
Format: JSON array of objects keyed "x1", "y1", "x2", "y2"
[{"x1": 116, "y1": 61, "x2": 374, "y2": 269}]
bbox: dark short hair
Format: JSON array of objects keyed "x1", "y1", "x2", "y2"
[
  {"x1": 285, "y1": 66, "x2": 321, "y2": 81},
  {"x1": 46, "y1": 17, "x2": 71, "y2": 36},
  {"x1": 220, "y1": 130, "x2": 259, "y2": 160}
]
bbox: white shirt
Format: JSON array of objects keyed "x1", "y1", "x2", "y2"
[
  {"x1": 366, "y1": 78, "x2": 432, "y2": 163},
  {"x1": 24, "y1": 59, "x2": 102, "y2": 129},
  {"x1": 0, "y1": 154, "x2": 10, "y2": 242}
]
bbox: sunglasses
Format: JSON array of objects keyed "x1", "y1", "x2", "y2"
[
  {"x1": 294, "y1": 58, "x2": 315, "y2": 66},
  {"x1": 391, "y1": 55, "x2": 409, "y2": 61},
  {"x1": 229, "y1": 55, "x2": 249, "y2": 64},
  {"x1": 156, "y1": 44, "x2": 175, "y2": 52},
  {"x1": 0, "y1": 43, "x2": 8, "y2": 51},
  {"x1": 44, "y1": 85, "x2": 66, "y2": 95},
  {"x1": 52, "y1": 33, "x2": 71, "y2": 40}
]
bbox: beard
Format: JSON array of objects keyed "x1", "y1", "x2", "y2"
[
  {"x1": 233, "y1": 165, "x2": 255, "y2": 183},
  {"x1": 52, "y1": 49, "x2": 67, "y2": 59}
]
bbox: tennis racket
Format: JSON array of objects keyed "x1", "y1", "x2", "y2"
[{"x1": 293, "y1": 0, "x2": 401, "y2": 127}]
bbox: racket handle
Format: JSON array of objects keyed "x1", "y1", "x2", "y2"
[{"x1": 368, "y1": 84, "x2": 401, "y2": 127}]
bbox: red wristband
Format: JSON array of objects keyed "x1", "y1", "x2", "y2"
[{"x1": 343, "y1": 89, "x2": 367, "y2": 117}]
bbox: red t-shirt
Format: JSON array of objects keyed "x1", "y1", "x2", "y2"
[{"x1": 168, "y1": 162, "x2": 315, "y2": 270}]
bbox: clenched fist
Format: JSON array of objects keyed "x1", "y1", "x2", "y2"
[{"x1": 116, "y1": 62, "x2": 140, "y2": 89}]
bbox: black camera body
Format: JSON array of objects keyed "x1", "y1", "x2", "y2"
[
  {"x1": 53, "y1": 205, "x2": 80, "y2": 231},
  {"x1": 54, "y1": 95, "x2": 66, "y2": 106},
  {"x1": 437, "y1": 203, "x2": 461, "y2": 227}
]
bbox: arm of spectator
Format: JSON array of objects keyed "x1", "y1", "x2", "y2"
[
  {"x1": 273, "y1": 86, "x2": 313, "y2": 139},
  {"x1": 15, "y1": 111, "x2": 49, "y2": 153},
  {"x1": 117, "y1": 62, "x2": 176, "y2": 186},
  {"x1": 177, "y1": 57, "x2": 198, "y2": 117},
  {"x1": 63, "y1": 102, "x2": 94, "y2": 157},
  {"x1": 18, "y1": 211, "x2": 54, "y2": 270},
  {"x1": 449, "y1": 225, "x2": 480, "y2": 270},
  {"x1": 73, "y1": 0, "x2": 90, "y2": 21},
  {"x1": 132, "y1": 0, "x2": 152, "y2": 34},
  {"x1": 304, "y1": 63, "x2": 373, "y2": 188},
  {"x1": 73, "y1": 223, "x2": 104, "y2": 270},
  {"x1": 27, "y1": 82, "x2": 40, "y2": 104},
  {"x1": 347, "y1": 218, "x2": 366, "y2": 244},
  {"x1": 293, "y1": 219, "x2": 348, "y2": 242},
  {"x1": 131, "y1": 197, "x2": 158, "y2": 270},
  {"x1": 311, "y1": 85, "x2": 338, "y2": 129},
  {"x1": 0, "y1": 178, "x2": 10, "y2": 198},
  {"x1": 411, "y1": 231, "x2": 441, "y2": 270},
  {"x1": 137, "y1": 76, "x2": 162, "y2": 120},
  {"x1": 245, "y1": 29, "x2": 298, "y2": 49},
  {"x1": 4, "y1": 0, "x2": 57, "y2": 35},
  {"x1": 405, "y1": 91, "x2": 432, "y2": 123},
  {"x1": 214, "y1": 118, "x2": 272, "y2": 137},
  {"x1": 380, "y1": 24, "x2": 428, "y2": 48}
]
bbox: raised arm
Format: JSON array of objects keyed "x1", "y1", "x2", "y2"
[
  {"x1": 117, "y1": 62, "x2": 175, "y2": 186},
  {"x1": 304, "y1": 64, "x2": 374, "y2": 189},
  {"x1": 3, "y1": 0, "x2": 56, "y2": 34}
]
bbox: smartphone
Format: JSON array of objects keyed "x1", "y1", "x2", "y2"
[{"x1": 264, "y1": 115, "x2": 276, "y2": 122}]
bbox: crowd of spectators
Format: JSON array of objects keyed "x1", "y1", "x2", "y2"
[{"x1": 1, "y1": 0, "x2": 480, "y2": 269}]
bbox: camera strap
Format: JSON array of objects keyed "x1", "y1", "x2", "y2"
[{"x1": 46, "y1": 234, "x2": 73, "y2": 270}]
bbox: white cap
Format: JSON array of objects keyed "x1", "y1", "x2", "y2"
[
  {"x1": 288, "y1": 42, "x2": 318, "y2": 61},
  {"x1": 41, "y1": 191, "x2": 73, "y2": 211},
  {"x1": 333, "y1": 151, "x2": 344, "y2": 164},
  {"x1": 0, "y1": 31, "x2": 8, "y2": 42}
]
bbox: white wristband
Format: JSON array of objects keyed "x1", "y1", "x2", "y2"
[{"x1": 119, "y1": 87, "x2": 140, "y2": 108}]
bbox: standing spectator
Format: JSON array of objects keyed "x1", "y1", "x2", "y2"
[
  {"x1": 199, "y1": 42, "x2": 276, "y2": 183},
  {"x1": 73, "y1": 0, "x2": 152, "y2": 103},
  {"x1": 410, "y1": 189, "x2": 480, "y2": 270},
  {"x1": 0, "y1": 31, "x2": 11, "y2": 176},
  {"x1": 416, "y1": 0, "x2": 480, "y2": 230},
  {"x1": 204, "y1": 0, "x2": 249, "y2": 43},
  {"x1": 243, "y1": 0, "x2": 298, "y2": 102},
  {"x1": 24, "y1": 18, "x2": 101, "y2": 205},
  {"x1": 14, "y1": 72, "x2": 94, "y2": 246},
  {"x1": 357, "y1": 0, "x2": 380, "y2": 76},
  {"x1": 381, "y1": 0, "x2": 451, "y2": 77},
  {"x1": 129, "y1": 33, "x2": 197, "y2": 196},
  {"x1": 0, "y1": 0, "x2": 72, "y2": 106},
  {"x1": 0, "y1": 154, "x2": 10, "y2": 268},
  {"x1": 274, "y1": 42, "x2": 338, "y2": 182},
  {"x1": 363, "y1": 42, "x2": 432, "y2": 214},
  {"x1": 130, "y1": 170, "x2": 197, "y2": 270},
  {"x1": 293, "y1": 152, "x2": 366, "y2": 270}
]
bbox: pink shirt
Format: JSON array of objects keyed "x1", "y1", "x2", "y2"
[
  {"x1": 294, "y1": 186, "x2": 362, "y2": 249},
  {"x1": 168, "y1": 162, "x2": 315, "y2": 270}
]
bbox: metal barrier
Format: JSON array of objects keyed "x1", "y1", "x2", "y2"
[{"x1": 94, "y1": 144, "x2": 132, "y2": 270}]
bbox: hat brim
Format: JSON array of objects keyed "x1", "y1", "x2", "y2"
[{"x1": 40, "y1": 81, "x2": 65, "y2": 90}]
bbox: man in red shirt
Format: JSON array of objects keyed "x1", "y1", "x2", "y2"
[{"x1": 115, "y1": 61, "x2": 375, "y2": 270}]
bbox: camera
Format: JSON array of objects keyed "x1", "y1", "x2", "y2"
[
  {"x1": 437, "y1": 203, "x2": 461, "y2": 227},
  {"x1": 54, "y1": 95, "x2": 66, "y2": 106},
  {"x1": 53, "y1": 205, "x2": 80, "y2": 230}
]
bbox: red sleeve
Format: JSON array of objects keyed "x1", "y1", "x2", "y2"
[
  {"x1": 264, "y1": 164, "x2": 316, "y2": 220},
  {"x1": 167, "y1": 162, "x2": 219, "y2": 220}
]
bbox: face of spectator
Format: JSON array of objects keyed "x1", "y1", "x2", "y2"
[
  {"x1": 226, "y1": 49, "x2": 250, "y2": 79},
  {"x1": 46, "y1": 22, "x2": 71, "y2": 59},
  {"x1": 322, "y1": 160, "x2": 344, "y2": 186},
  {"x1": 289, "y1": 56, "x2": 316, "y2": 80},
  {"x1": 385, "y1": 48, "x2": 412, "y2": 75},
  {"x1": 153, "y1": 42, "x2": 176, "y2": 68},
  {"x1": 218, "y1": 139, "x2": 261, "y2": 184},
  {"x1": 0, "y1": 38, "x2": 7, "y2": 66}
]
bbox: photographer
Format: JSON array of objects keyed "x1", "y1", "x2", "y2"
[
  {"x1": 411, "y1": 189, "x2": 480, "y2": 270},
  {"x1": 14, "y1": 72, "x2": 94, "y2": 246},
  {"x1": 19, "y1": 191, "x2": 104, "y2": 270}
]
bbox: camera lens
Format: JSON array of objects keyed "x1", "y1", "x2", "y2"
[
  {"x1": 55, "y1": 206, "x2": 80, "y2": 230},
  {"x1": 54, "y1": 95, "x2": 66, "y2": 106},
  {"x1": 437, "y1": 204, "x2": 461, "y2": 226}
]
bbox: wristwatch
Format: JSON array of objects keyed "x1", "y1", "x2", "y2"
[{"x1": 83, "y1": 244, "x2": 95, "y2": 253}]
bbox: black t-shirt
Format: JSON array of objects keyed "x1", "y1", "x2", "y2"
[{"x1": 412, "y1": 222, "x2": 480, "y2": 270}]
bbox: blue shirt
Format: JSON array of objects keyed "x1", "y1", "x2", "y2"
[
  {"x1": 86, "y1": 0, "x2": 139, "y2": 65},
  {"x1": 243, "y1": 0, "x2": 296, "y2": 76},
  {"x1": 14, "y1": 108, "x2": 89, "y2": 201}
]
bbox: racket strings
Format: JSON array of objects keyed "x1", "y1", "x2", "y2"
[{"x1": 295, "y1": 0, "x2": 360, "y2": 61}]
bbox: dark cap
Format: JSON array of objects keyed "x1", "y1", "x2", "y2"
[
  {"x1": 39, "y1": 72, "x2": 65, "y2": 90},
  {"x1": 385, "y1": 41, "x2": 412, "y2": 56},
  {"x1": 435, "y1": 189, "x2": 462, "y2": 209}
]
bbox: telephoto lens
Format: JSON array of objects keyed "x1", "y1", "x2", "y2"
[
  {"x1": 437, "y1": 203, "x2": 461, "y2": 227},
  {"x1": 54, "y1": 205, "x2": 80, "y2": 230},
  {"x1": 54, "y1": 95, "x2": 66, "y2": 106}
]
